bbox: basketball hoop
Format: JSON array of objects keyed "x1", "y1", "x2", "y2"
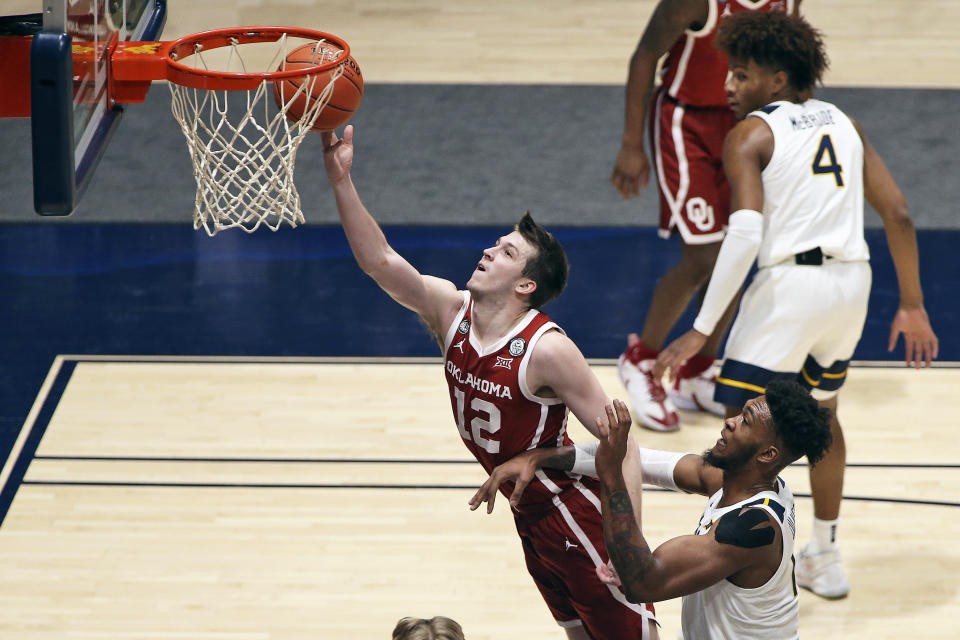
[{"x1": 111, "y1": 27, "x2": 351, "y2": 235}]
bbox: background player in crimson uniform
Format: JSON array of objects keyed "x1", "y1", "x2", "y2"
[
  {"x1": 611, "y1": 0, "x2": 799, "y2": 433},
  {"x1": 322, "y1": 125, "x2": 658, "y2": 640}
]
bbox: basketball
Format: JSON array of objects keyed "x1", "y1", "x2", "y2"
[{"x1": 272, "y1": 42, "x2": 364, "y2": 132}]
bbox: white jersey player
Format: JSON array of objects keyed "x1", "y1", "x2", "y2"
[
  {"x1": 656, "y1": 12, "x2": 937, "y2": 600},
  {"x1": 749, "y1": 98, "x2": 870, "y2": 269},
  {"x1": 682, "y1": 478, "x2": 798, "y2": 639},
  {"x1": 470, "y1": 380, "x2": 832, "y2": 640}
]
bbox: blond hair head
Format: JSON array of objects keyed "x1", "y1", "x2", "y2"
[{"x1": 392, "y1": 616, "x2": 465, "y2": 640}]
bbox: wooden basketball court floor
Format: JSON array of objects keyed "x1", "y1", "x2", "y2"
[
  {"x1": 2, "y1": 1, "x2": 957, "y2": 638},
  {"x1": 1, "y1": 356, "x2": 957, "y2": 639}
]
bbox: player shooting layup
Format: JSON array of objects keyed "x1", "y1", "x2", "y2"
[{"x1": 322, "y1": 126, "x2": 658, "y2": 639}]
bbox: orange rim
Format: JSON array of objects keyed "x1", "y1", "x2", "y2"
[{"x1": 162, "y1": 26, "x2": 350, "y2": 91}]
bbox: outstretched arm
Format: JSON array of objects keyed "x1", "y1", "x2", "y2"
[
  {"x1": 612, "y1": 0, "x2": 708, "y2": 199},
  {"x1": 465, "y1": 332, "x2": 644, "y2": 521},
  {"x1": 654, "y1": 118, "x2": 770, "y2": 379},
  {"x1": 526, "y1": 331, "x2": 646, "y2": 521},
  {"x1": 468, "y1": 443, "x2": 722, "y2": 513},
  {"x1": 852, "y1": 119, "x2": 938, "y2": 368},
  {"x1": 595, "y1": 401, "x2": 776, "y2": 603},
  {"x1": 322, "y1": 126, "x2": 464, "y2": 340}
]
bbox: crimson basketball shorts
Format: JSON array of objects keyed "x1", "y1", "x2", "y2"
[
  {"x1": 514, "y1": 480, "x2": 656, "y2": 639},
  {"x1": 649, "y1": 91, "x2": 737, "y2": 245},
  {"x1": 715, "y1": 260, "x2": 872, "y2": 408}
]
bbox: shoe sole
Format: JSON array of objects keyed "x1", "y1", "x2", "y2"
[
  {"x1": 797, "y1": 582, "x2": 850, "y2": 600},
  {"x1": 637, "y1": 420, "x2": 681, "y2": 433}
]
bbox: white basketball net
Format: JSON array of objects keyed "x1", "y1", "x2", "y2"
[{"x1": 168, "y1": 35, "x2": 343, "y2": 235}]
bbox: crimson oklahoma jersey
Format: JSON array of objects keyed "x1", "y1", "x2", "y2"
[
  {"x1": 443, "y1": 292, "x2": 590, "y2": 513},
  {"x1": 660, "y1": 0, "x2": 794, "y2": 107}
]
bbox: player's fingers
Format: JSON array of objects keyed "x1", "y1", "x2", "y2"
[
  {"x1": 905, "y1": 336, "x2": 917, "y2": 368},
  {"x1": 484, "y1": 488, "x2": 498, "y2": 514},
  {"x1": 469, "y1": 476, "x2": 497, "y2": 511},
  {"x1": 888, "y1": 326, "x2": 899, "y2": 352},
  {"x1": 596, "y1": 563, "x2": 617, "y2": 585},
  {"x1": 653, "y1": 352, "x2": 673, "y2": 380},
  {"x1": 612, "y1": 174, "x2": 631, "y2": 200},
  {"x1": 605, "y1": 403, "x2": 618, "y2": 430},
  {"x1": 610, "y1": 399, "x2": 623, "y2": 426},
  {"x1": 343, "y1": 124, "x2": 354, "y2": 144},
  {"x1": 468, "y1": 484, "x2": 487, "y2": 511},
  {"x1": 652, "y1": 359, "x2": 663, "y2": 380},
  {"x1": 594, "y1": 416, "x2": 610, "y2": 440},
  {"x1": 320, "y1": 130, "x2": 337, "y2": 149},
  {"x1": 606, "y1": 404, "x2": 627, "y2": 442},
  {"x1": 614, "y1": 399, "x2": 631, "y2": 426},
  {"x1": 610, "y1": 181, "x2": 623, "y2": 200},
  {"x1": 509, "y1": 476, "x2": 531, "y2": 510}
]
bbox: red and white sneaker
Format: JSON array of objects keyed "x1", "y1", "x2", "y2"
[
  {"x1": 669, "y1": 369, "x2": 726, "y2": 416},
  {"x1": 617, "y1": 354, "x2": 680, "y2": 432}
]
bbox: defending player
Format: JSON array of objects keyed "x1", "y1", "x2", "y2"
[
  {"x1": 472, "y1": 380, "x2": 832, "y2": 639},
  {"x1": 322, "y1": 126, "x2": 658, "y2": 639},
  {"x1": 612, "y1": 0, "x2": 798, "y2": 432},
  {"x1": 654, "y1": 12, "x2": 939, "y2": 598}
]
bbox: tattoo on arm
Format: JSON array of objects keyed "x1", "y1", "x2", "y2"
[
  {"x1": 609, "y1": 491, "x2": 633, "y2": 514},
  {"x1": 603, "y1": 489, "x2": 656, "y2": 600}
]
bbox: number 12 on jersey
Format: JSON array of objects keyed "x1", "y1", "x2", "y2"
[
  {"x1": 812, "y1": 134, "x2": 844, "y2": 187},
  {"x1": 454, "y1": 387, "x2": 502, "y2": 453}
]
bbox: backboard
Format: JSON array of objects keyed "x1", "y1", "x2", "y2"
[{"x1": 25, "y1": 1, "x2": 166, "y2": 215}]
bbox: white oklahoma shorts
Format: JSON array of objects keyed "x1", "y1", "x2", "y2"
[{"x1": 715, "y1": 259, "x2": 872, "y2": 408}]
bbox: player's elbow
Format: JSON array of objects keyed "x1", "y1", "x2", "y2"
[
  {"x1": 358, "y1": 258, "x2": 384, "y2": 278},
  {"x1": 620, "y1": 572, "x2": 664, "y2": 604},
  {"x1": 879, "y1": 202, "x2": 914, "y2": 233},
  {"x1": 356, "y1": 250, "x2": 394, "y2": 279},
  {"x1": 622, "y1": 585, "x2": 645, "y2": 604},
  {"x1": 870, "y1": 185, "x2": 911, "y2": 226},
  {"x1": 622, "y1": 582, "x2": 659, "y2": 605},
  {"x1": 629, "y1": 46, "x2": 656, "y2": 71}
]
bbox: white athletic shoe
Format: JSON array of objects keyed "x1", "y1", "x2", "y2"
[
  {"x1": 617, "y1": 354, "x2": 680, "y2": 432},
  {"x1": 795, "y1": 544, "x2": 850, "y2": 599},
  {"x1": 669, "y1": 369, "x2": 725, "y2": 416}
]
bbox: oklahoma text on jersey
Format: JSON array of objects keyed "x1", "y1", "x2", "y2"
[{"x1": 445, "y1": 361, "x2": 514, "y2": 399}]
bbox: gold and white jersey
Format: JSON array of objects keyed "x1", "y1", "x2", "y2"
[
  {"x1": 749, "y1": 98, "x2": 871, "y2": 268},
  {"x1": 681, "y1": 479, "x2": 799, "y2": 640}
]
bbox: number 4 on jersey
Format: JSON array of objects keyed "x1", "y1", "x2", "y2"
[{"x1": 812, "y1": 134, "x2": 844, "y2": 187}]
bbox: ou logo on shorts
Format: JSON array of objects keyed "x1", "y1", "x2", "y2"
[{"x1": 686, "y1": 197, "x2": 715, "y2": 231}]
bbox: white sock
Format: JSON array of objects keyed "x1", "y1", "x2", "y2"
[{"x1": 810, "y1": 517, "x2": 839, "y2": 552}]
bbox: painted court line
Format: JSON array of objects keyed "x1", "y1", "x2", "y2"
[
  {"x1": 29, "y1": 454, "x2": 960, "y2": 470},
  {"x1": 1, "y1": 354, "x2": 957, "y2": 527},
  {"x1": 16, "y1": 480, "x2": 960, "y2": 510}
]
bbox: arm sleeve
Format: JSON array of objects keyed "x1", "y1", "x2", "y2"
[
  {"x1": 572, "y1": 441, "x2": 599, "y2": 477},
  {"x1": 692, "y1": 208, "x2": 763, "y2": 336},
  {"x1": 572, "y1": 442, "x2": 686, "y2": 492},
  {"x1": 637, "y1": 447, "x2": 685, "y2": 492}
]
